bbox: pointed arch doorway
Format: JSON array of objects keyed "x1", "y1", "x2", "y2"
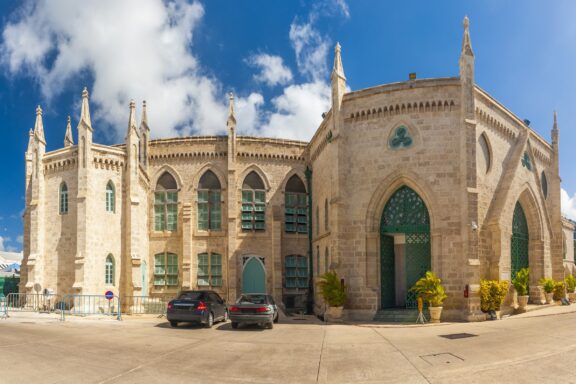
[
  {"x1": 511, "y1": 202, "x2": 529, "y2": 279},
  {"x1": 242, "y1": 256, "x2": 266, "y2": 294},
  {"x1": 380, "y1": 186, "x2": 431, "y2": 309}
]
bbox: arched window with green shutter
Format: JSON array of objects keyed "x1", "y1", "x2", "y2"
[
  {"x1": 106, "y1": 181, "x2": 115, "y2": 213},
  {"x1": 154, "y1": 172, "x2": 178, "y2": 232},
  {"x1": 284, "y1": 175, "x2": 307, "y2": 233},
  {"x1": 59, "y1": 182, "x2": 68, "y2": 214},
  {"x1": 241, "y1": 171, "x2": 266, "y2": 231},
  {"x1": 105, "y1": 254, "x2": 114, "y2": 285},
  {"x1": 197, "y1": 170, "x2": 221, "y2": 230},
  {"x1": 511, "y1": 202, "x2": 529, "y2": 278}
]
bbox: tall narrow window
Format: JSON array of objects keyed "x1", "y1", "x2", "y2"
[
  {"x1": 284, "y1": 255, "x2": 308, "y2": 289},
  {"x1": 197, "y1": 252, "x2": 223, "y2": 287},
  {"x1": 105, "y1": 254, "x2": 114, "y2": 285},
  {"x1": 325, "y1": 247, "x2": 329, "y2": 273},
  {"x1": 154, "y1": 252, "x2": 178, "y2": 286},
  {"x1": 285, "y1": 175, "x2": 308, "y2": 233},
  {"x1": 59, "y1": 182, "x2": 68, "y2": 214},
  {"x1": 316, "y1": 206, "x2": 319, "y2": 235},
  {"x1": 198, "y1": 170, "x2": 222, "y2": 230},
  {"x1": 541, "y1": 171, "x2": 548, "y2": 199},
  {"x1": 154, "y1": 172, "x2": 178, "y2": 231},
  {"x1": 241, "y1": 171, "x2": 266, "y2": 231},
  {"x1": 324, "y1": 198, "x2": 329, "y2": 231},
  {"x1": 106, "y1": 181, "x2": 115, "y2": 213},
  {"x1": 316, "y1": 246, "x2": 320, "y2": 276}
]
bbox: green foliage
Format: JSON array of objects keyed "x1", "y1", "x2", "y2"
[
  {"x1": 316, "y1": 270, "x2": 347, "y2": 307},
  {"x1": 565, "y1": 275, "x2": 576, "y2": 293},
  {"x1": 409, "y1": 271, "x2": 447, "y2": 307},
  {"x1": 539, "y1": 278, "x2": 555, "y2": 294},
  {"x1": 480, "y1": 280, "x2": 509, "y2": 312},
  {"x1": 553, "y1": 281, "x2": 565, "y2": 301},
  {"x1": 512, "y1": 268, "x2": 529, "y2": 296}
]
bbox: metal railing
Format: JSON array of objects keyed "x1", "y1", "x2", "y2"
[
  {"x1": 59, "y1": 294, "x2": 122, "y2": 321},
  {"x1": 0, "y1": 294, "x2": 7, "y2": 319},
  {"x1": 121, "y1": 295, "x2": 168, "y2": 315},
  {"x1": 5, "y1": 293, "x2": 61, "y2": 312}
]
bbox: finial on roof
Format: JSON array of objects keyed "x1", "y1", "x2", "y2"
[
  {"x1": 34, "y1": 105, "x2": 45, "y2": 144},
  {"x1": 331, "y1": 42, "x2": 346, "y2": 80},
  {"x1": 461, "y1": 15, "x2": 474, "y2": 57},
  {"x1": 227, "y1": 92, "x2": 236, "y2": 127},
  {"x1": 79, "y1": 87, "x2": 92, "y2": 129},
  {"x1": 64, "y1": 115, "x2": 73, "y2": 147}
]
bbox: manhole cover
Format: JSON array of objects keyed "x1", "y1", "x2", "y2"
[
  {"x1": 439, "y1": 333, "x2": 477, "y2": 340},
  {"x1": 420, "y1": 353, "x2": 464, "y2": 365}
]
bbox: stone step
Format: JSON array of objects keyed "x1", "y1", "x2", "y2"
[{"x1": 373, "y1": 310, "x2": 420, "y2": 323}]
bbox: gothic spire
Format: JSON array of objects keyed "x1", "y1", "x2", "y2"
[
  {"x1": 331, "y1": 42, "x2": 346, "y2": 81},
  {"x1": 127, "y1": 100, "x2": 138, "y2": 135},
  {"x1": 227, "y1": 92, "x2": 236, "y2": 127},
  {"x1": 34, "y1": 105, "x2": 46, "y2": 144},
  {"x1": 64, "y1": 116, "x2": 74, "y2": 147},
  {"x1": 140, "y1": 100, "x2": 149, "y2": 131},
  {"x1": 461, "y1": 16, "x2": 474, "y2": 58},
  {"x1": 552, "y1": 110, "x2": 559, "y2": 147},
  {"x1": 26, "y1": 128, "x2": 34, "y2": 153},
  {"x1": 79, "y1": 87, "x2": 92, "y2": 130}
]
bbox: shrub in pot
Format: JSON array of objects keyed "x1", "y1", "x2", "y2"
[
  {"x1": 512, "y1": 268, "x2": 530, "y2": 312},
  {"x1": 409, "y1": 271, "x2": 447, "y2": 323},
  {"x1": 566, "y1": 275, "x2": 576, "y2": 302},
  {"x1": 553, "y1": 281, "x2": 565, "y2": 302},
  {"x1": 539, "y1": 278, "x2": 555, "y2": 304},
  {"x1": 316, "y1": 270, "x2": 347, "y2": 320},
  {"x1": 480, "y1": 280, "x2": 509, "y2": 320}
]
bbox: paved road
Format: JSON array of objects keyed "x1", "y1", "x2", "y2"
[{"x1": 1, "y1": 309, "x2": 576, "y2": 384}]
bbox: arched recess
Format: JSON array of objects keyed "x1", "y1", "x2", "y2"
[
  {"x1": 364, "y1": 171, "x2": 439, "y2": 295},
  {"x1": 379, "y1": 186, "x2": 431, "y2": 309},
  {"x1": 151, "y1": 165, "x2": 183, "y2": 191},
  {"x1": 191, "y1": 163, "x2": 227, "y2": 191},
  {"x1": 478, "y1": 132, "x2": 492, "y2": 175},
  {"x1": 238, "y1": 164, "x2": 271, "y2": 192},
  {"x1": 279, "y1": 169, "x2": 308, "y2": 193}
]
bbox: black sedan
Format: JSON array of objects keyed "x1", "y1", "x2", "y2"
[
  {"x1": 167, "y1": 290, "x2": 228, "y2": 328},
  {"x1": 229, "y1": 294, "x2": 279, "y2": 329}
]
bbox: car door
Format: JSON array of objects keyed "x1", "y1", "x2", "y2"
[{"x1": 209, "y1": 293, "x2": 224, "y2": 319}]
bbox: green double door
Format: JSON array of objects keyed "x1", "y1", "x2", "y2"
[
  {"x1": 242, "y1": 257, "x2": 266, "y2": 294},
  {"x1": 380, "y1": 186, "x2": 431, "y2": 309}
]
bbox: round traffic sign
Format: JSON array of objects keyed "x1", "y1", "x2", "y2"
[{"x1": 105, "y1": 290, "x2": 114, "y2": 300}]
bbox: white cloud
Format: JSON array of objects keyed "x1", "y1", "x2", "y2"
[
  {"x1": 1, "y1": 0, "x2": 227, "y2": 140},
  {"x1": 289, "y1": 21, "x2": 330, "y2": 82},
  {"x1": 0, "y1": 236, "x2": 5, "y2": 251},
  {"x1": 247, "y1": 54, "x2": 293, "y2": 86},
  {"x1": 561, "y1": 188, "x2": 576, "y2": 221}
]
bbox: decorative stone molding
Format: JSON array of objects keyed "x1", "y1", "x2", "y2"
[{"x1": 346, "y1": 99, "x2": 456, "y2": 123}]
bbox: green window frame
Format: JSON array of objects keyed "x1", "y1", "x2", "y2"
[
  {"x1": 198, "y1": 190, "x2": 222, "y2": 230},
  {"x1": 154, "y1": 252, "x2": 178, "y2": 286},
  {"x1": 105, "y1": 254, "x2": 114, "y2": 285},
  {"x1": 285, "y1": 193, "x2": 308, "y2": 233},
  {"x1": 154, "y1": 191, "x2": 178, "y2": 231},
  {"x1": 59, "y1": 182, "x2": 68, "y2": 214},
  {"x1": 241, "y1": 189, "x2": 266, "y2": 231},
  {"x1": 285, "y1": 255, "x2": 308, "y2": 289},
  {"x1": 106, "y1": 181, "x2": 115, "y2": 213},
  {"x1": 197, "y1": 252, "x2": 223, "y2": 287}
]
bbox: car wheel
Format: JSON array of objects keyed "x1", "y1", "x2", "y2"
[
  {"x1": 231, "y1": 321, "x2": 239, "y2": 329},
  {"x1": 169, "y1": 321, "x2": 178, "y2": 328},
  {"x1": 223, "y1": 310, "x2": 229, "y2": 323},
  {"x1": 273, "y1": 313, "x2": 279, "y2": 323},
  {"x1": 267, "y1": 321, "x2": 274, "y2": 329},
  {"x1": 205, "y1": 312, "x2": 214, "y2": 328}
]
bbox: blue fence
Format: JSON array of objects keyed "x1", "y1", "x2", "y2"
[
  {"x1": 59, "y1": 294, "x2": 122, "y2": 321},
  {"x1": 5, "y1": 293, "x2": 60, "y2": 312},
  {"x1": 122, "y1": 295, "x2": 168, "y2": 315}
]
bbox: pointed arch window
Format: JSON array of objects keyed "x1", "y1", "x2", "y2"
[
  {"x1": 59, "y1": 182, "x2": 68, "y2": 214},
  {"x1": 541, "y1": 171, "x2": 548, "y2": 199},
  {"x1": 154, "y1": 172, "x2": 178, "y2": 231},
  {"x1": 284, "y1": 255, "x2": 308, "y2": 289},
  {"x1": 106, "y1": 181, "x2": 115, "y2": 213},
  {"x1": 105, "y1": 254, "x2": 115, "y2": 285},
  {"x1": 325, "y1": 247, "x2": 330, "y2": 273},
  {"x1": 241, "y1": 171, "x2": 266, "y2": 231},
  {"x1": 198, "y1": 170, "x2": 221, "y2": 230},
  {"x1": 285, "y1": 175, "x2": 308, "y2": 233},
  {"x1": 324, "y1": 198, "x2": 329, "y2": 231},
  {"x1": 479, "y1": 134, "x2": 491, "y2": 174}
]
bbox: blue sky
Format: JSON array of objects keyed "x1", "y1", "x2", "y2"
[{"x1": 0, "y1": 0, "x2": 575, "y2": 252}]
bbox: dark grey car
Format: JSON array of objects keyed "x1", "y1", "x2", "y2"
[
  {"x1": 229, "y1": 294, "x2": 279, "y2": 329},
  {"x1": 167, "y1": 290, "x2": 228, "y2": 328}
]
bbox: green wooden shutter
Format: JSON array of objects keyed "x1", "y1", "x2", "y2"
[
  {"x1": 210, "y1": 191, "x2": 221, "y2": 230},
  {"x1": 197, "y1": 253, "x2": 209, "y2": 286},
  {"x1": 211, "y1": 253, "x2": 222, "y2": 286},
  {"x1": 166, "y1": 253, "x2": 178, "y2": 286},
  {"x1": 154, "y1": 254, "x2": 166, "y2": 285},
  {"x1": 198, "y1": 190, "x2": 209, "y2": 230}
]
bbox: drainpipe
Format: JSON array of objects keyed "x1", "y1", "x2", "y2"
[{"x1": 305, "y1": 166, "x2": 313, "y2": 314}]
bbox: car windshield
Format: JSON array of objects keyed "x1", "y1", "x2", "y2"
[
  {"x1": 237, "y1": 295, "x2": 267, "y2": 304},
  {"x1": 177, "y1": 292, "x2": 203, "y2": 300}
]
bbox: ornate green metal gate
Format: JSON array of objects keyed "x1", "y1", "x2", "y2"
[
  {"x1": 380, "y1": 186, "x2": 431, "y2": 309},
  {"x1": 511, "y1": 202, "x2": 529, "y2": 279}
]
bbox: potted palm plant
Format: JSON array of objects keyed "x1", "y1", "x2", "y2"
[
  {"x1": 512, "y1": 268, "x2": 530, "y2": 312},
  {"x1": 316, "y1": 270, "x2": 347, "y2": 321},
  {"x1": 539, "y1": 278, "x2": 555, "y2": 304},
  {"x1": 480, "y1": 280, "x2": 509, "y2": 320},
  {"x1": 409, "y1": 271, "x2": 447, "y2": 323},
  {"x1": 566, "y1": 275, "x2": 576, "y2": 302}
]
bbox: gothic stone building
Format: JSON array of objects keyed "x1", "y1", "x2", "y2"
[{"x1": 21, "y1": 18, "x2": 566, "y2": 321}]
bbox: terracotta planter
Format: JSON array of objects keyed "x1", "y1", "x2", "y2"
[
  {"x1": 428, "y1": 306, "x2": 443, "y2": 323},
  {"x1": 517, "y1": 295, "x2": 529, "y2": 312},
  {"x1": 545, "y1": 292, "x2": 554, "y2": 304},
  {"x1": 325, "y1": 306, "x2": 343, "y2": 321}
]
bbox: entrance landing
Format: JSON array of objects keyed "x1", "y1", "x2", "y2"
[{"x1": 373, "y1": 308, "x2": 420, "y2": 323}]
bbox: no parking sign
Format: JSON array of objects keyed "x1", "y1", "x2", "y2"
[{"x1": 105, "y1": 290, "x2": 114, "y2": 300}]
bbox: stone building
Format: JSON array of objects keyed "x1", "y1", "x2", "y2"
[{"x1": 21, "y1": 18, "x2": 567, "y2": 320}]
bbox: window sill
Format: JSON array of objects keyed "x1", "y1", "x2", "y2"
[
  {"x1": 193, "y1": 230, "x2": 226, "y2": 237},
  {"x1": 150, "y1": 231, "x2": 180, "y2": 238}
]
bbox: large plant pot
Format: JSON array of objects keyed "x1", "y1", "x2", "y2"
[
  {"x1": 325, "y1": 306, "x2": 343, "y2": 321},
  {"x1": 517, "y1": 295, "x2": 529, "y2": 312},
  {"x1": 545, "y1": 292, "x2": 554, "y2": 304},
  {"x1": 428, "y1": 306, "x2": 443, "y2": 323}
]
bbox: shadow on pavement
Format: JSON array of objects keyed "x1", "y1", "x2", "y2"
[{"x1": 215, "y1": 322, "x2": 267, "y2": 332}]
